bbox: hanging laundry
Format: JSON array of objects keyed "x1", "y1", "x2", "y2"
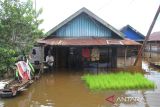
[
  {"x1": 82, "y1": 48, "x2": 90, "y2": 61},
  {"x1": 91, "y1": 48, "x2": 100, "y2": 61}
]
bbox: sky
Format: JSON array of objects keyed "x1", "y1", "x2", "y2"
[{"x1": 35, "y1": 0, "x2": 160, "y2": 35}]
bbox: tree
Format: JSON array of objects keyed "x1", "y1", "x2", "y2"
[
  {"x1": 0, "y1": 0, "x2": 44, "y2": 53},
  {"x1": 0, "y1": 43, "x2": 17, "y2": 76},
  {"x1": 0, "y1": 0, "x2": 44, "y2": 75}
]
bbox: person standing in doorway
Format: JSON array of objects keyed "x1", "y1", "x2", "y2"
[{"x1": 46, "y1": 51, "x2": 54, "y2": 72}]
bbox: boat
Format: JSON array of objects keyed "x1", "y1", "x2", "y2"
[
  {"x1": 0, "y1": 60, "x2": 35, "y2": 98},
  {"x1": 0, "y1": 80, "x2": 33, "y2": 98},
  {"x1": 0, "y1": 89, "x2": 16, "y2": 98},
  {"x1": 149, "y1": 62, "x2": 160, "y2": 69}
]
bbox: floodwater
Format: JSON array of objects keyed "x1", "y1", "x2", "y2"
[
  {"x1": 1, "y1": 53, "x2": 160, "y2": 107},
  {"x1": 144, "y1": 52, "x2": 160, "y2": 62}
]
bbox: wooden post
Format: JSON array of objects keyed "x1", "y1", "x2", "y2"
[
  {"x1": 124, "y1": 46, "x2": 128, "y2": 67},
  {"x1": 144, "y1": 45, "x2": 146, "y2": 58},
  {"x1": 40, "y1": 45, "x2": 44, "y2": 74},
  {"x1": 149, "y1": 43, "x2": 151, "y2": 58}
]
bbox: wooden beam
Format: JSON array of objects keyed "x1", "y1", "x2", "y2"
[
  {"x1": 40, "y1": 45, "x2": 44, "y2": 74},
  {"x1": 124, "y1": 46, "x2": 128, "y2": 67}
]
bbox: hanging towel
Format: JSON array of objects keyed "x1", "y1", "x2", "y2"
[
  {"x1": 82, "y1": 48, "x2": 90, "y2": 60},
  {"x1": 91, "y1": 48, "x2": 100, "y2": 61}
]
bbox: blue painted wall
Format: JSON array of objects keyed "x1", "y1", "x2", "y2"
[
  {"x1": 121, "y1": 27, "x2": 144, "y2": 41},
  {"x1": 54, "y1": 13, "x2": 112, "y2": 38}
]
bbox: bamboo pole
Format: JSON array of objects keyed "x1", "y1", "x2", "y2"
[{"x1": 134, "y1": 5, "x2": 160, "y2": 66}]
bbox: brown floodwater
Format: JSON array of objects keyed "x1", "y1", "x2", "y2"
[{"x1": 0, "y1": 53, "x2": 160, "y2": 107}]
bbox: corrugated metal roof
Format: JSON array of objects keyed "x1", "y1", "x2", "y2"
[
  {"x1": 37, "y1": 38, "x2": 141, "y2": 46},
  {"x1": 120, "y1": 25, "x2": 145, "y2": 39},
  {"x1": 148, "y1": 31, "x2": 160, "y2": 41}
]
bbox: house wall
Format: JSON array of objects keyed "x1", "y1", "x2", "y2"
[
  {"x1": 54, "y1": 13, "x2": 112, "y2": 38},
  {"x1": 145, "y1": 41, "x2": 160, "y2": 53},
  {"x1": 117, "y1": 46, "x2": 139, "y2": 67},
  {"x1": 29, "y1": 46, "x2": 41, "y2": 64}
]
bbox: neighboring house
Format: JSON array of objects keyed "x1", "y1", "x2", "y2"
[
  {"x1": 38, "y1": 7, "x2": 141, "y2": 70},
  {"x1": 146, "y1": 31, "x2": 160, "y2": 53},
  {"x1": 120, "y1": 25, "x2": 145, "y2": 43}
]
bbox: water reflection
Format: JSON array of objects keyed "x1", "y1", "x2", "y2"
[{"x1": 0, "y1": 100, "x2": 4, "y2": 107}]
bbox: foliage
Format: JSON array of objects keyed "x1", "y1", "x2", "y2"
[
  {"x1": 81, "y1": 72, "x2": 155, "y2": 90},
  {"x1": 0, "y1": 0, "x2": 44, "y2": 53},
  {"x1": 0, "y1": 44, "x2": 17, "y2": 76},
  {"x1": 0, "y1": 0, "x2": 44, "y2": 75}
]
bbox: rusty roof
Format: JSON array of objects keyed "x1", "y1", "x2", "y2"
[
  {"x1": 148, "y1": 31, "x2": 160, "y2": 41},
  {"x1": 37, "y1": 38, "x2": 141, "y2": 46}
]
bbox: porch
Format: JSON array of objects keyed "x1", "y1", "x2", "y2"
[{"x1": 38, "y1": 38, "x2": 141, "y2": 71}]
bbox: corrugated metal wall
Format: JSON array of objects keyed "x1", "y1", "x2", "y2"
[{"x1": 55, "y1": 13, "x2": 111, "y2": 38}]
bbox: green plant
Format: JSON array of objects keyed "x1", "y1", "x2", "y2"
[
  {"x1": 0, "y1": 46, "x2": 17, "y2": 76},
  {"x1": 81, "y1": 72, "x2": 155, "y2": 90},
  {"x1": 0, "y1": 0, "x2": 44, "y2": 76},
  {"x1": 0, "y1": 0, "x2": 44, "y2": 54}
]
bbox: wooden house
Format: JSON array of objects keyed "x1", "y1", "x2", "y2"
[
  {"x1": 146, "y1": 31, "x2": 160, "y2": 53},
  {"x1": 38, "y1": 7, "x2": 141, "y2": 71}
]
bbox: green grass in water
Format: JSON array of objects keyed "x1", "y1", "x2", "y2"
[{"x1": 81, "y1": 72, "x2": 155, "y2": 90}]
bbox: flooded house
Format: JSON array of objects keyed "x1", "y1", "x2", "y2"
[
  {"x1": 120, "y1": 25, "x2": 145, "y2": 43},
  {"x1": 38, "y1": 7, "x2": 141, "y2": 71},
  {"x1": 146, "y1": 31, "x2": 160, "y2": 53}
]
